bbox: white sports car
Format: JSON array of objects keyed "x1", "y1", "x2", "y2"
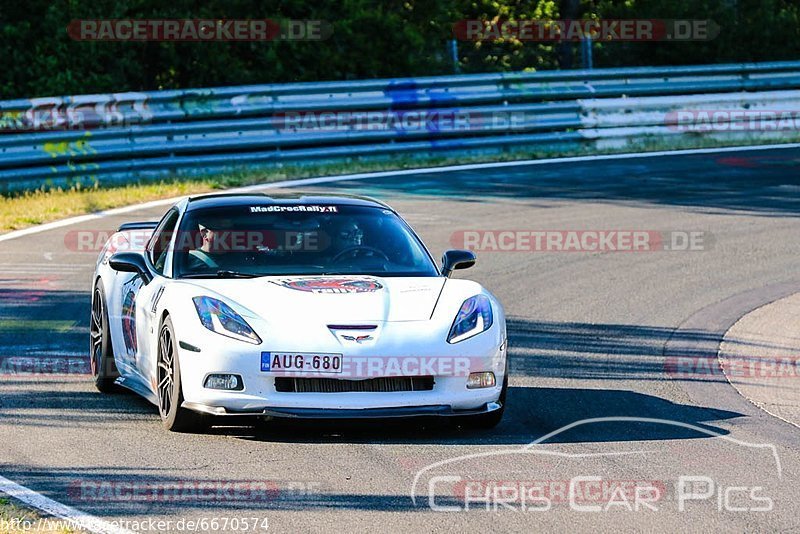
[{"x1": 91, "y1": 193, "x2": 507, "y2": 432}]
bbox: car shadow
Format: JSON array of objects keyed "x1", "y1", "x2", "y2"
[{"x1": 210, "y1": 386, "x2": 741, "y2": 445}]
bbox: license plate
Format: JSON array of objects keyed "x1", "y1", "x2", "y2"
[{"x1": 261, "y1": 352, "x2": 342, "y2": 374}]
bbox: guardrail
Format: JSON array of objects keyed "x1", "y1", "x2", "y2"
[{"x1": 2, "y1": 60, "x2": 800, "y2": 191}]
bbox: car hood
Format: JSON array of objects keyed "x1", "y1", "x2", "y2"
[{"x1": 180, "y1": 275, "x2": 446, "y2": 323}]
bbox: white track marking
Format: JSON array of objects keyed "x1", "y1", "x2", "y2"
[
  {"x1": 0, "y1": 475, "x2": 136, "y2": 534},
  {"x1": 0, "y1": 142, "x2": 798, "y2": 244}
]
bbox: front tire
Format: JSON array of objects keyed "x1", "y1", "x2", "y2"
[
  {"x1": 90, "y1": 281, "x2": 117, "y2": 393},
  {"x1": 157, "y1": 316, "x2": 207, "y2": 433}
]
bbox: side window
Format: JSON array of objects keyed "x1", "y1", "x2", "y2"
[{"x1": 148, "y1": 209, "x2": 180, "y2": 275}]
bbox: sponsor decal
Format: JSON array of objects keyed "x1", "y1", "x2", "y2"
[
  {"x1": 272, "y1": 277, "x2": 383, "y2": 294},
  {"x1": 120, "y1": 276, "x2": 142, "y2": 361},
  {"x1": 250, "y1": 205, "x2": 338, "y2": 213}
]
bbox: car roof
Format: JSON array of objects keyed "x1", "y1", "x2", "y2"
[{"x1": 185, "y1": 192, "x2": 392, "y2": 211}]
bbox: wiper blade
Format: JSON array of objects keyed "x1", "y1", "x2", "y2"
[
  {"x1": 216, "y1": 270, "x2": 259, "y2": 278},
  {"x1": 180, "y1": 270, "x2": 259, "y2": 279}
]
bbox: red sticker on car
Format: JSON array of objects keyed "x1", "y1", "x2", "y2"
[{"x1": 272, "y1": 277, "x2": 383, "y2": 294}]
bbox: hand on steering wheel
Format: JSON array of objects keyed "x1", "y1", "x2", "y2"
[{"x1": 331, "y1": 245, "x2": 390, "y2": 264}]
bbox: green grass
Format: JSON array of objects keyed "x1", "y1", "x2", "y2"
[
  {"x1": 0, "y1": 154, "x2": 528, "y2": 232},
  {"x1": 0, "y1": 497, "x2": 79, "y2": 533}
]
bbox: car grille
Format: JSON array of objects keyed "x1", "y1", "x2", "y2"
[{"x1": 275, "y1": 376, "x2": 435, "y2": 393}]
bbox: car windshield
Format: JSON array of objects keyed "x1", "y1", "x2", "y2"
[{"x1": 172, "y1": 203, "x2": 439, "y2": 278}]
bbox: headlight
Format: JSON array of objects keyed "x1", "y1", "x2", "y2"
[
  {"x1": 448, "y1": 294, "x2": 493, "y2": 343},
  {"x1": 192, "y1": 296, "x2": 262, "y2": 345}
]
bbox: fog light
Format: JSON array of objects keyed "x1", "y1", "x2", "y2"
[
  {"x1": 467, "y1": 371, "x2": 496, "y2": 389},
  {"x1": 204, "y1": 374, "x2": 244, "y2": 391}
]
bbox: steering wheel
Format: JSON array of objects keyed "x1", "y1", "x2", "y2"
[{"x1": 331, "y1": 245, "x2": 390, "y2": 264}]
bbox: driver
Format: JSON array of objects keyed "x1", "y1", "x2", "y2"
[
  {"x1": 326, "y1": 217, "x2": 389, "y2": 266},
  {"x1": 332, "y1": 218, "x2": 365, "y2": 251},
  {"x1": 186, "y1": 217, "x2": 234, "y2": 270}
]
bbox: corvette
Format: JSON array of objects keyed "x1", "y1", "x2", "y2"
[{"x1": 91, "y1": 193, "x2": 507, "y2": 432}]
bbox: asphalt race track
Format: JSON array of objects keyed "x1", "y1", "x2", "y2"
[{"x1": 2, "y1": 146, "x2": 800, "y2": 532}]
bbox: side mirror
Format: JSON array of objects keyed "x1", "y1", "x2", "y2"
[
  {"x1": 109, "y1": 252, "x2": 153, "y2": 284},
  {"x1": 441, "y1": 249, "x2": 476, "y2": 278}
]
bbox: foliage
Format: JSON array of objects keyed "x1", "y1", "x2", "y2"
[{"x1": 0, "y1": 0, "x2": 797, "y2": 98}]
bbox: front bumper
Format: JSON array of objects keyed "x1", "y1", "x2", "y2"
[
  {"x1": 173, "y1": 317, "x2": 507, "y2": 415},
  {"x1": 182, "y1": 400, "x2": 503, "y2": 419}
]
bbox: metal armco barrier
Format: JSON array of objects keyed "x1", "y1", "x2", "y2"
[{"x1": 2, "y1": 60, "x2": 800, "y2": 191}]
